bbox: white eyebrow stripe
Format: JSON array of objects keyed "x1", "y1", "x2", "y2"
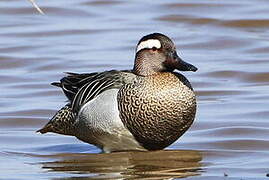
[{"x1": 136, "y1": 39, "x2": 161, "y2": 52}]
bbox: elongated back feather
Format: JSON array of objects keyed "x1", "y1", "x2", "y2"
[{"x1": 53, "y1": 70, "x2": 136, "y2": 113}]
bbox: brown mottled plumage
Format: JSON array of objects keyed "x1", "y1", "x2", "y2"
[
  {"x1": 37, "y1": 33, "x2": 198, "y2": 153},
  {"x1": 37, "y1": 105, "x2": 75, "y2": 135},
  {"x1": 118, "y1": 72, "x2": 196, "y2": 150}
]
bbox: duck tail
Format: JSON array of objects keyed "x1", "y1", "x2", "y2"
[{"x1": 36, "y1": 104, "x2": 76, "y2": 136}]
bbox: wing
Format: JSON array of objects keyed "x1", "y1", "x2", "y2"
[
  {"x1": 52, "y1": 70, "x2": 137, "y2": 113},
  {"x1": 51, "y1": 71, "x2": 99, "y2": 101}
]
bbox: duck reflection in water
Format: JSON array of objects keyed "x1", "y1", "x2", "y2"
[{"x1": 40, "y1": 150, "x2": 202, "y2": 179}]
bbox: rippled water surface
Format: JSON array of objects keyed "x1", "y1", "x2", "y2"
[{"x1": 1, "y1": 0, "x2": 269, "y2": 179}]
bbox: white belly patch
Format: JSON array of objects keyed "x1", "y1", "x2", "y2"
[{"x1": 76, "y1": 89, "x2": 145, "y2": 152}]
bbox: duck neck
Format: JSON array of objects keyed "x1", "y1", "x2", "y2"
[{"x1": 133, "y1": 53, "x2": 160, "y2": 76}]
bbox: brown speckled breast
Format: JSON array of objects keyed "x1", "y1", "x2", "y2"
[{"x1": 117, "y1": 72, "x2": 196, "y2": 150}]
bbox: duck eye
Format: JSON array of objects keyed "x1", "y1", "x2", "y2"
[
  {"x1": 152, "y1": 47, "x2": 157, "y2": 51},
  {"x1": 173, "y1": 51, "x2": 177, "y2": 59}
]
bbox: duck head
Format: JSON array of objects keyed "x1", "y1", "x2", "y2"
[{"x1": 133, "y1": 33, "x2": 197, "y2": 76}]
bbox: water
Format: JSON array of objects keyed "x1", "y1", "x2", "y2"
[{"x1": 1, "y1": 0, "x2": 269, "y2": 179}]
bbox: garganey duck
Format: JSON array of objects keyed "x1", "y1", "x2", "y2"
[{"x1": 37, "y1": 33, "x2": 198, "y2": 153}]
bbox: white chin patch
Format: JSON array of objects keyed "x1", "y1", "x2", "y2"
[{"x1": 136, "y1": 39, "x2": 161, "y2": 53}]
